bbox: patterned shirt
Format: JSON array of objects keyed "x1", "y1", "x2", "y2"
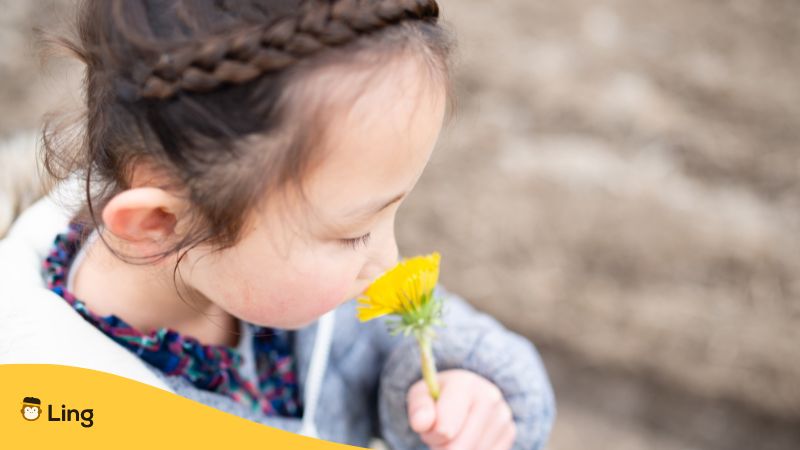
[{"x1": 43, "y1": 222, "x2": 303, "y2": 418}]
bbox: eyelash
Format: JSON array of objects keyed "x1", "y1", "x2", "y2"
[{"x1": 340, "y1": 232, "x2": 371, "y2": 250}]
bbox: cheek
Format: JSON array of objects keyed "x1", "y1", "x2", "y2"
[
  {"x1": 192, "y1": 246, "x2": 360, "y2": 329},
  {"x1": 266, "y1": 264, "x2": 354, "y2": 327}
]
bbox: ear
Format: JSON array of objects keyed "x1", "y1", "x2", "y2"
[{"x1": 102, "y1": 187, "x2": 186, "y2": 252}]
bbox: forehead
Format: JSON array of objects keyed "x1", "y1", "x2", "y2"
[{"x1": 298, "y1": 55, "x2": 447, "y2": 231}]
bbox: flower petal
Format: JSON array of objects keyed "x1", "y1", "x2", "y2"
[{"x1": 357, "y1": 252, "x2": 441, "y2": 321}]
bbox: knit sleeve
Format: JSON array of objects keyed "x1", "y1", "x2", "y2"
[{"x1": 375, "y1": 284, "x2": 556, "y2": 450}]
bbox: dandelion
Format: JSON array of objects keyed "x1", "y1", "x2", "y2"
[{"x1": 356, "y1": 252, "x2": 445, "y2": 400}]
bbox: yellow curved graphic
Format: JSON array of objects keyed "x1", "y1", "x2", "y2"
[{"x1": 0, "y1": 364, "x2": 365, "y2": 449}]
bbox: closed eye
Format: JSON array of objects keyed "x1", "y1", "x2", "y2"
[{"x1": 340, "y1": 232, "x2": 371, "y2": 250}]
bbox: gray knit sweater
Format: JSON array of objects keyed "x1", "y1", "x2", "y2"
[{"x1": 151, "y1": 285, "x2": 556, "y2": 449}]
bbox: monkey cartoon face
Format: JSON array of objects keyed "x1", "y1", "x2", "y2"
[
  {"x1": 21, "y1": 397, "x2": 42, "y2": 421},
  {"x1": 22, "y1": 405, "x2": 41, "y2": 420}
]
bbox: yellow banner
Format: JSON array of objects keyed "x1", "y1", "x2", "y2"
[{"x1": 1, "y1": 364, "x2": 365, "y2": 449}]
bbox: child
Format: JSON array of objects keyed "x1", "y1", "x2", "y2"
[{"x1": 0, "y1": 0, "x2": 555, "y2": 448}]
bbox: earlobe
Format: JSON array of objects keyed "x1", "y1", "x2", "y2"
[{"x1": 102, "y1": 188, "x2": 180, "y2": 244}]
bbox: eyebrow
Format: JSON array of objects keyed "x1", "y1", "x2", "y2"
[{"x1": 342, "y1": 192, "x2": 407, "y2": 220}]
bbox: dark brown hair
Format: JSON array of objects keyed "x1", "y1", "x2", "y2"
[{"x1": 40, "y1": 0, "x2": 454, "y2": 266}]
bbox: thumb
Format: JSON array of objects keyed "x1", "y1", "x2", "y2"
[{"x1": 407, "y1": 379, "x2": 437, "y2": 433}]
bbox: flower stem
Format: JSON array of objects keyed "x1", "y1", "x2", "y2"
[{"x1": 416, "y1": 331, "x2": 440, "y2": 401}]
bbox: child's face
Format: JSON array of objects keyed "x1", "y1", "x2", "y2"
[{"x1": 182, "y1": 57, "x2": 447, "y2": 330}]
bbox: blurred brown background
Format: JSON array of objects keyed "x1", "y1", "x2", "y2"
[{"x1": 2, "y1": 1, "x2": 799, "y2": 449}]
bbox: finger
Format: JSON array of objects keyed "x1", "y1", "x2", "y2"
[
  {"x1": 440, "y1": 397, "x2": 498, "y2": 450},
  {"x1": 477, "y1": 401, "x2": 517, "y2": 450},
  {"x1": 407, "y1": 378, "x2": 437, "y2": 433},
  {"x1": 488, "y1": 422, "x2": 517, "y2": 450},
  {"x1": 426, "y1": 374, "x2": 474, "y2": 443}
]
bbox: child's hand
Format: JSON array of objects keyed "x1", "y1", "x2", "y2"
[{"x1": 407, "y1": 368, "x2": 516, "y2": 450}]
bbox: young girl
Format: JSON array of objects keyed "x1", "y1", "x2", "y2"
[{"x1": 0, "y1": 0, "x2": 554, "y2": 448}]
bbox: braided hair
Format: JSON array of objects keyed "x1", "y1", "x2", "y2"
[
  {"x1": 41, "y1": 0, "x2": 453, "y2": 264},
  {"x1": 137, "y1": 0, "x2": 441, "y2": 100}
]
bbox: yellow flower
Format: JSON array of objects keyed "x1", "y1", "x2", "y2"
[
  {"x1": 356, "y1": 251, "x2": 445, "y2": 400},
  {"x1": 357, "y1": 252, "x2": 441, "y2": 323}
]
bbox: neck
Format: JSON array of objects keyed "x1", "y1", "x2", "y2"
[{"x1": 70, "y1": 229, "x2": 240, "y2": 347}]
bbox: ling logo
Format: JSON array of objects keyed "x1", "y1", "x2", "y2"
[
  {"x1": 21, "y1": 397, "x2": 42, "y2": 421},
  {"x1": 19, "y1": 396, "x2": 94, "y2": 428}
]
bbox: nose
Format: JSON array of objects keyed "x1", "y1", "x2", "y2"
[
  {"x1": 377, "y1": 236, "x2": 399, "y2": 274},
  {"x1": 360, "y1": 237, "x2": 399, "y2": 282}
]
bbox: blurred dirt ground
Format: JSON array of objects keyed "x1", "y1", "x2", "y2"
[{"x1": 2, "y1": 0, "x2": 799, "y2": 449}]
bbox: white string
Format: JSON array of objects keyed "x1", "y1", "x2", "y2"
[{"x1": 298, "y1": 308, "x2": 336, "y2": 439}]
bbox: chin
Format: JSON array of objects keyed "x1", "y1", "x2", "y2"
[
  {"x1": 251, "y1": 292, "x2": 354, "y2": 330},
  {"x1": 279, "y1": 310, "x2": 329, "y2": 330},
  {"x1": 283, "y1": 316, "x2": 322, "y2": 330},
  {"x1": 287, "y1": 300, "x2": 349, "y2": 330}
]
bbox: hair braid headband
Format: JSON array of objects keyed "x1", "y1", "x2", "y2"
[{"x1": 136, "y1": 0, "x2": 440, "y2": 100}]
